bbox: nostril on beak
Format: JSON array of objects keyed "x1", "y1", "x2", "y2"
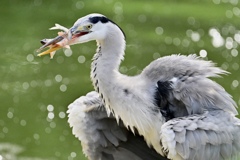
[
  {"x1": 68, "y1": 28, "x2": 75, "y2": 40},
  {"x1": 69, "y1": 26, "x2": 77, "y2": 34}
]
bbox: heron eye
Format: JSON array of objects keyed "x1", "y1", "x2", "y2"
[{"x1": 86, "y1": 24, "x2": 93, "y2": 30}]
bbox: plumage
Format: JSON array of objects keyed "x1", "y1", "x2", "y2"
[{"x1": 39, "y1": 13, "x2": 240, "y2": 159}]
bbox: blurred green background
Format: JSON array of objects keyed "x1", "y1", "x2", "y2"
[{"x1": 0, "y1": 0, "x2": 240, "y2": 159}]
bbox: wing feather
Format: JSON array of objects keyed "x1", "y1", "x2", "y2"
[
  {"x1": 143, "y1": 54, "x2": 237, "y2": 117},
  {"x1": 160, "y1": 110, "x2": 240, "y2": 160},
  {"x1": 220, "y1": 143, "x2": 232, "y2": 159}
]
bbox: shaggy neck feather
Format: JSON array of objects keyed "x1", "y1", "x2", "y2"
[{"x1": 90, "y1": 27, "x2": 126, "y2": 115}]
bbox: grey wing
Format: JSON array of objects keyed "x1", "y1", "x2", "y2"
[
  {"x1": 143, "y1": 54, "x2": 240, "y2": 159},
  {"x1": 143, "y1": 54, "x2": 237, "y2": 117},
  {"x1": 68, "y1": 91, "x2": 168, "y2": 160},
  {"x1": 160, "y1": 110, "x2": 240, "y2": 160}
]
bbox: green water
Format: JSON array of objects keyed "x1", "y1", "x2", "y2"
[{"x1": 0, "y1": 0, "x2": 240, "y2": 159}]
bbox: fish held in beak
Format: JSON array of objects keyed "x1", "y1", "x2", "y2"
[{"x1": 37, "y1": 24, "x2": 71, "y2": 59}]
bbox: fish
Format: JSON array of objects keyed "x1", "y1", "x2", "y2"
[{"x1": 37, "y1": 24, "x2": 71, "y2": 59}]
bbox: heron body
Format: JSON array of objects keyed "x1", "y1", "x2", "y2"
[
  {"x1": 68, "y1": 91, "x2": 168, "y2": 160},
  {"x1": 54, "y1": 13, "x2": 240, "y2": 159}
]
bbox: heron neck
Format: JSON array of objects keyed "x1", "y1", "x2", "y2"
[
  {"x1": 95, "y1": 36, "x2": 125, "y2": 72},
  {"x1": 90, "y1": 34, "x2": 126, "y2": 115},
  {"x1": 91, "y1": 29, "x2": 126, "y2": 76}
]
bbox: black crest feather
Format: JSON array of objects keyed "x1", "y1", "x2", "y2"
[
  {"x1": 89, "y1": 16, "x2": 126, "y2": 38},
  {"x1": 89, "y1": 16, "x2": 109, "y2": 24}
]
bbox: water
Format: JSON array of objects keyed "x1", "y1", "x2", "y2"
[{"x1": 0, "y1": 0, "x2": 239, "y2": 159}]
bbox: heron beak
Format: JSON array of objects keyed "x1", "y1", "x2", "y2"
[
  {"x1": 37, "y1": 44, "x2": 61, "y2": 58},
  {"x1": 37, "y1": 35, "x2": 65, "y2": 58},
  {"x1": 68, "y1": 25, "x2": 90, "y2": 41}
]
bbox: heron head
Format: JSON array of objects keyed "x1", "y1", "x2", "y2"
[
  {"x1": 37, "y1": 13, "x2": 125, "y2": 57},
  {"x1": 68, "y1": 13, "x2": 112, "y2": 44}
]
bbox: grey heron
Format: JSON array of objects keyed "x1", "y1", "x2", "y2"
[{"x1": 38, "y1": 13, "x2": 240, "y2": 160}]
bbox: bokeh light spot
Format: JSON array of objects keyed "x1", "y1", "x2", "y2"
[
  {"x1": 232, "y1": 63, "x2": 239, "y2": 70},
  {"x1": 59, "y1": 135, "x2": 65, "y2": 142},
  {"x1": 234, "y1": 33, "x2": 240, "y2": 43},
  {"x1": 225, "y1": 37, "x2": 234, "y2": 49},
  {"x1": 113, "y1": 2, "x2": 123, "y2": 14},
  {"x1": 212, "y1": 0, "x2": 221, "y2": 4},
  {"x1": 60, "y1": 84, "x2": 67, "y2": 92},
  {"x1": 26, "y1": 54, "x2": 34, "y2": 62},
  {"x1": 221, "y1": 62, "x2": 229, "y2": 70},
  {"x1": 50, "y1": 122, "x2": 56, "y2": 128},
  {"x1": 226, "y1": 10, "x2": 233, "y2": 18},
  {"x1": 64, "y1": 49, "x2": 73, "y2": 57},
  {"x1": 138, "y1": 14, "x2": 147, "y2": 23},
  {"x1": 20, "y1": 120, "x2": 27, "y2": 126},
  {"x1": 232, "y1": 80, "x2": 239, "y2": 88},
  {"x1": 33, "y1": 0, "x2": 42, "y2": 6},
  {"x1": 155, "y1": 27, "x2": 164, "y2": 35},
  {"x1": 165, "y1": 37, "x2": 172, "y2": 45},
  {"x1": 182, "y1": 39, "x2": 190, "y2": 47},
  {"x1": 48, "y1": 112, "x2": 54, "y2": 120},
  {"x1": 173, "y1": 38, "x2": 181, "y2": 46},
  {"x1": 209, "y1": 28, "x2": 225, "y2": 48},
  {"x1": 3, "y1": 127, "x2": 8, "y2": 134},
  {"x1": 13, "y1": 96, "x2": 19, "y2": 104},
  {"x1": 30, "y1": 80, "x2": 38, "y2": 88},
  {"x1": 63, "y1": 78, "x2": 70, "y2": 85},
  {"x1": 22, "y1": 82, "x2": 30, "y2": 90},
  {"x1": 153, "y1": 52, "x2": 160, "y2": 59},
  {"x1": 44, "y1": 79, "x2": 52, "y2": 87},
  {"x1": 120, "y1": 66, "x2": 128, "y2": 73},
  {"x1": 199, "y1": 49, "x2": 207, "y2": 58},
  {"x1": 47, "y1": 105, "x2": 54, "y2": 112},
  {"x1": 71, "y1": 152, "x2": 77, "y2": 158},
  {"x1": 43, "y1": 56, "x2": 50, "y2": 64},
  {"x1": 59, "y1": 112, "x2": 66, "y2": 119},
  {"x1": 55, "y1": 74, "x2": 63, "y2": 82},
  {"x1": 7, "y1": 112, "x2": 13, "y2": 119},
  {"x1": 231, "y1": 49, "x2": 238, "y2": 57},
  {"x1": 191, "y1": 32, "x2": 200, "y2": 42},
  {"x1": 78, "y1": 55, "x2": 86, "y2": 63},
  {"x1": 45, "y1": 127, "x2": 51, "y2": 133},
  {"x1": 55, "y1": 151, "x2": 61, "y2": 157},
  {"x1": 187, "y1": 17, "x2": 195, "y2": 25},
  {"x1": 75, "y1": 1, "x2": 84, "y2": 9},
  {"x1": 33, "y1": 133, "x2": 40, "y2": 140},
  {"x1": 57, "y1": 56, "x2": 64, "y2": 64}
]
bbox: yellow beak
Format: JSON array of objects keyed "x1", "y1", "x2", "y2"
[{"x1": 37, "y1": 45, "x2": 61, "y2": 57}]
